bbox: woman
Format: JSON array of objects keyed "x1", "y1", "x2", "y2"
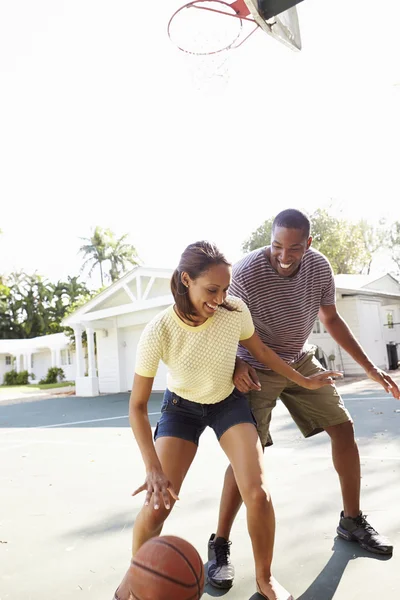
[{"x1": 114, "y1": 241, "x2": 341, "y2": 600}]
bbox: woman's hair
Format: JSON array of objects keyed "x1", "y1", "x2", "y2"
[{"x1": 171, "y1": 241, "x2": 236, "y2": 322}]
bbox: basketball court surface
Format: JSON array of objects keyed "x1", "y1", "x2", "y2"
[{"x1": 1, "y1": 376, "x2": 399, "y2": 599}]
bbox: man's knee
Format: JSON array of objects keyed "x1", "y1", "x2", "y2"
[{"x1": 326, "y1": 421, "x2": 356, "y2": 445}]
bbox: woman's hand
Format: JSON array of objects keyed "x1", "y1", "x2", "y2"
[
  {"x1": 132, "y1": 466, "x2": 179, "y2": 510},
  {"x1": 302, "y1": 371, "x2": 343, "y2": 389},
  {"x1": 233, "y1": 358, "x2": 261, "y2": 393}
]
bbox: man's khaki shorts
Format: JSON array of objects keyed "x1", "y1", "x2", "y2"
[{"x1": 247, "y1": 349, "x2": 352, "y2": 447}]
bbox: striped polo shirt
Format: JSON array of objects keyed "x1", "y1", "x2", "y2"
[{"x1": 230, "y1": 246, "x2": 336, "y2": 369}]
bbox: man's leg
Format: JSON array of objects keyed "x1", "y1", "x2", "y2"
[
  {"x1": 281, "y1": 351, "x2": 393, "y2": 556},
  {"x1": 325, "y1": 421, "x2": 360, "y2": 518}
]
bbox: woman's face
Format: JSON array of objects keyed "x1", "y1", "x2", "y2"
[{"x1": 183, "y1": 263, "x2": 231, "y2": 322}]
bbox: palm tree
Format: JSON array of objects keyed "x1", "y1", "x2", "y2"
[
  {"x1": 108, "y1": 233, "x2": 140, "y2": 282},
  {"x1": 79, "y1": 227, "x2": 140, "y2": 285},
  {"x1": 63, "y1": 276, "x2": 89, "y2": 303},
  {"x1": 79, "y1": 227, "x2": 110, "y2": 286}
]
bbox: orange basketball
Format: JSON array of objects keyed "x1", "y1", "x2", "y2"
[{"x1": 130, "y1": 535, "x2": 204, "y2": 600}]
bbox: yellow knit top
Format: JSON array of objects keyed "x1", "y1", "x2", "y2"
[{"x1": 135, "y1": 296, "x2": 254, "y2": 404}]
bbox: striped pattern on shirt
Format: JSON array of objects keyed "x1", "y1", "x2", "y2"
[{"x1": 230, "y1": 247, "x2": 336, "y2": 369}]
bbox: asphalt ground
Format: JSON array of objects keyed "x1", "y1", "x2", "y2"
[{"x1": 1, "y1": 378, "x2": 399, "y2": 600}]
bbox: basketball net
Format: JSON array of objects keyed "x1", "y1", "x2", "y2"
[
  {"x1": 169, "y1": 2, "x2": 243, "y2": 93},
  {"x1": 179, "y1": 51, "x2": 231, "y2": 93}
]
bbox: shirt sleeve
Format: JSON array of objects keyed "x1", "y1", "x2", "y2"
[
  {"x1": 229, "y1": 274, "x2": 249, "y2": 307},
  {"x1": 321, "y1": 261, "x2": 336, "y2": 306},
  {"x1": 135, "y1": 321, "x2": 162, "y2": 377},
  {"x1": 238, "y1": 299, "x2": 255, "y2": 341}
]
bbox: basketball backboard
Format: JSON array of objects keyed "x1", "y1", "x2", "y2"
[{"x1": 242, "y1": 0, "x2": 303, "y2": 50}]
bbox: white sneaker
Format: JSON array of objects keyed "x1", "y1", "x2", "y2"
[{"x1": 207, "y1": 533, "x2": 235, "y2": 589}]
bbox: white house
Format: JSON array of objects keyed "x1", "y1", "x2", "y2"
[
  {"x1": 0, "y1": 332, "x2": 76, "y2": 384},
  {"x1": 62, "y1": 267, "x2": 173, "y2": 396},
  {"x1": 63, "y1": 268, "x2": 400, "y2": 397},
  {"x1": 309, "y1": 274, "x2": 400, "y2": 375}
]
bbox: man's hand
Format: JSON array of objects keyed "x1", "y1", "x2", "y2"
[
  {"x1": 366, "y1": 366, "x2": 400, "y2": 399},
  {"x1": 233, "y1": 358, "x2": 261, "y2": 393}
]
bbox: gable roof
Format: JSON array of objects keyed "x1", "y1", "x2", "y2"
[
  {"x1": 62, "y1": 266, "x2": 173, "y2": 327},
  {"x1": 335, "y1": 273, "x2": 400, "y2": 292}
]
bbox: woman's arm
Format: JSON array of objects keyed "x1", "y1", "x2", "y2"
[
  {"x1": 240, "y1": 333, "x2": 342, "y2": 389},
  {"x1": 130, "y1": 373, "x2": 178, "y2": 509}
]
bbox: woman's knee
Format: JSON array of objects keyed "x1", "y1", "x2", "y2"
[
  {"x1": 241, "y1": 484, "x2": 271, "y2": 510},
  {"x1": 141, "y1": 502, "x2": 172, "y2": 530}
]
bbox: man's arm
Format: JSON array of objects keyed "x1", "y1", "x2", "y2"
[{"x1": 319, "y1": 304, "x2": 400, "y2": 399}]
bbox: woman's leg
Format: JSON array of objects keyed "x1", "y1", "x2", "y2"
[
  {"x1": 115, "y1": 436, "x2": 198, "y2": 600},
  {"x1": 218, "y1": 423, "x2": 292, "y2": 600}
]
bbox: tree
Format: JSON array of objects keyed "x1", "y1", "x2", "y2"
[
  {"x1": 242, "y1": 218, "x2": 274, "y2": 254},
  {"x1": 310, "y1": 209, "x2": 370, "y2": 274},
  {"x1": 0, "y1": 278, "x2": 17, "y2": 339},
  {"x1": 108, "y1": 233, "x2": 139, "y2": 282},
  {"x1": 79, "y1": 226, "x2": 110, "y2": 286},
  {"x1": 79, "y1": 227, "x2": 140, "y2": 285},
  {"x1": 358, "y1": 219, "x2": 388, "y2": 274},
  {"x1": 388, "y1": 221, "x2": 400, "y2": 273},
  {"x1": 0, "y1": 272, "x2": 91, "y2": 339}
]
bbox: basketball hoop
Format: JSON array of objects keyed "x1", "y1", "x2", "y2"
[
  {"x1": 167, "y1": 0, "x2": 302, "y2": 93},
  {"x1": 167, "y1": 0, "x2": 258, "y2": 56},
  {"x1": 167, "y1": 0, "x2": 303, "y2": 55}
]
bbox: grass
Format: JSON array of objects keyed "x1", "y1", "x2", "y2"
[
  {"x1": 0, "y1": 381, "x2": 75, "y2": 390},
  {"x1": 33, "y1": 381, "x2": 75, "y2": 390}
]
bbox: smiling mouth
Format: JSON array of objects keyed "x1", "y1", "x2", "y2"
[
  {"x1": 279, "y1": 262, "x2": 293, "y2": 270},
  {"x1": 205, "y1": 302, "x2": 218, "y2": 311}
]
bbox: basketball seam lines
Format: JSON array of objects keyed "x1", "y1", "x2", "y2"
[
  {"x1": 131, "y1": 560, "x2": 198, "y2": 589},
  {"x1": 150, "y1": 538, "x2": 202, "y2": 598}
]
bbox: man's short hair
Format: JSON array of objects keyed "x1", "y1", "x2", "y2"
[{"x1": 272, "y1": 209, "x2": 311, "y2": 238}]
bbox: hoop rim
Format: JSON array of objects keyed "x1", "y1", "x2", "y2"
[{"x1": 167, "y1": 0, "x2": 244, "y2": 56}]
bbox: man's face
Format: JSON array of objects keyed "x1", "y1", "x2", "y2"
[{"x1": 269, "y1": 226, "x2": 312, "y2": 277}]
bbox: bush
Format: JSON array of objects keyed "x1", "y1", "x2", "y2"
[
  {"x1": 16, "y1": 370, "x2": 33, "y2": 385},
  {"x1": 3, "y1": 370, "x2": 18, "y2": 385},
  {"x1": 39, "y1": 367, "x2": 65, "y2": 385},
  {"x1": 3, "y1": 370, "x2": 34, "y2": 386}
]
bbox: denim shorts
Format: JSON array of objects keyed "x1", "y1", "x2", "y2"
[{"x1": 154, "y1": 388, "x2": 257, "y2": 446}]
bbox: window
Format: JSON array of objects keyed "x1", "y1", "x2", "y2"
[
  {"x1": 5, "y1": 355, "x2": 12, "y2": 366},
  {"x1": 312, "y1": 320, "x2": 321, "y2": 334},
  {"x1": 61, "y1": 349, "x2": 72, "y2": 366},
  {"x1": 312, "y1": 319, "x2": 328, "y2": 334},
  {"x1": 387, "y1": 311, "x2": 394, "y2": 329}
]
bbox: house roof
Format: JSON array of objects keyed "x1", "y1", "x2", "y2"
[
  {"x1": 335, "y1": 273, "x2": 400, "y2": 300},
  {"x1": 0, "y1": 332, "x2": 70, "y2": 354},
  {"x1": 62, "y1": 266, "x2": 174, "y2": 327},
  {"x1": 335, "y1": 273, "x2": 400, "y2": 291}
]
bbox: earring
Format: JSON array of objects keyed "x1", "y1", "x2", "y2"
[{"x1": 177, "y1": 281, "x2": 189, "y2": 296}]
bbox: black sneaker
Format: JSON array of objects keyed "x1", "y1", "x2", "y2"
[
  {"x1": 337, "y1": 511, "x2": 393, "y2": 555},
  {"x1": 207, "y1": 533, "x2": 235, "y2": 589}
]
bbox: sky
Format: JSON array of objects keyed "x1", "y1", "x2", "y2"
[{"x1": 0, "y1": 0, "x2": 399, "y2": 289}]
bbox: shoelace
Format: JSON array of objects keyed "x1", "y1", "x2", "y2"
[
  {"x1": 214, "y1": 540, "x2": 232, "y2": 566},
  {"x1": 354, "y1": 514, "x2": 378, "y2": 536}
]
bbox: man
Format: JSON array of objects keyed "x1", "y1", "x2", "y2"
[{"x1": 207, "y1": 208, "x2": 400, "y2": 590}]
